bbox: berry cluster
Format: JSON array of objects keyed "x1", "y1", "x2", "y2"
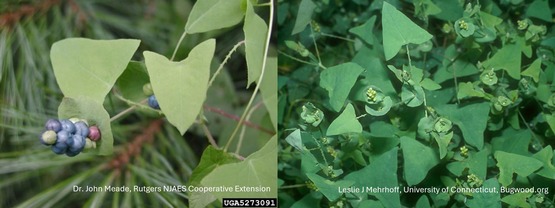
[{"x1": 40, "y1": 118, "x2": 101, "y2": 157}]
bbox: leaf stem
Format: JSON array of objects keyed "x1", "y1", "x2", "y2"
[
  {"x1": 171, "y1": 31, "x2": 187, "y2": 61},
  {"x1": 279, "y1": 184, "x2": 307, "y2": 189},
  {"x1": 277, "y1": 50, "x2": 321, "y2": 68},
  {"x1": 110, "y1": 106, "x2": 136, "y2": 122},
  {"x1": 207, "y1": 40, "x2": 245, "y2": 88},
  {"x1": 406, "y1": 44, "x2": 428, "y2": 117},
  {"x1": 309, "y1": 21, "x2": 323, "y2": 68},
  {"x1": 224, "y1": 0, "x2": 275, "y2": 152}
]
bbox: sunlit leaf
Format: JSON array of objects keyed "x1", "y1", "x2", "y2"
[
  {"x1": 244, "y1": 1, "x2": 268, "y2": 86},
  {"x1": 50, "y1": 38, "x2": 140, "y2": 103},
  {"x1": 482, "y1": 43, "x2": 521, "y2": 80},
  {"x1": 143, "y1": 39, "x2": 215, "y2": 135},
  {"x1": 521, "y1": 58, "x2": 541, "y2": 82}
]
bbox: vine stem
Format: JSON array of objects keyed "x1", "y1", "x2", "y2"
[
  {"x1": 235, "y1": 101, "x2": 264, "y2": 154},
  {"x1": 171, "y1": 31, "x2": 187, "y2": 61},
  {"x1": 224, "y1": 0, "x2": 274, "y2": 151},
  {"x1": 200, "y1": 122, "x2": 219, "y2": 148},
  {"x1": 208, "y1": 40, "x2": 245, "y2": 88}
]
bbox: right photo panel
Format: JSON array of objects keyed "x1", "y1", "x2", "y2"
[{"x1": 278, "y1": 0, "x2": 555, "y2": 207}]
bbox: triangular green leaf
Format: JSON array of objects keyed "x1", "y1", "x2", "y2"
[
  {"x1": 434, "y1": 102, "x2": 490, "y2": 149},
  {"x1": 521, "y1": 58, "x2": 542, "y2": 82},
  {"x1": 244, "y1": 1, "x2": 269, "y2": 87},
  {"x1": 319, "y1": 62, "x2": 364, "y2": 112},
  {"x1": 327, "y1": 104, "x2": 362, "y2": 136},
  {"x1": 501, "y1": 192, "x2": 533, "y2": 208},
  {"x1": 185, "y1": 0, "x2": 244, "y2": 34},
  {"x1": 58, "y1": 97, "x2": 113, "y2": 155},
  {"x1": 482, "y1": 43, "x2": 521, "y2": 80},
  {"x1": 532, "y1": 146, "x2": 555, "y2": 179},
  {"x1": 525, "y1": 0, "x2": 552, "y2": 22},
  {"x1": 401, "y1": 137, "x2": 439, "y2": 186},
  {"x1": 50, "y1": 38, "x2": 140, "y2": 103},
  {"x1": 144, "y1": 39, "x2": 215, "y2": 135},
  {"x1": 345, "y1": 147, "x2": 401, "y2": 208},
  {"x1": 201, "y1": 136, "x2": 277, "y2": 198},
  {"x1": 349, "y1": 16, "x2": 376, "y2": 45},
  {"x1": 382, "y1": 2, "x2": 432, "y2": 60},
  {"x1": 494, "y1": 151, "x2": 543, "y2": 186},
  {"x1": 306, "y1": 173, "x2": 354, "y2": 202},
  {"x1": 292, "y1": 0, "x2": 317, "y2": 35}
]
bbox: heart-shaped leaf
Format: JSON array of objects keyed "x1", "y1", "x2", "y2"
[
  {"x1": 382, "y1": 2, "x2": 433, "y2": 60},
  {"x1": 50, "y1": 38, "x2": 140, "y2": 103},
  {"x1": 144, "y1": 39, "x2": 215, "y2": 135}
]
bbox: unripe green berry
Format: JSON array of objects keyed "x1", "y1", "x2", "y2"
[
  {"x1": 40, "y1": 130, "x2": 57, "y2": 145},
  {"x1": 143, "y1": 83, "x2": 154, "y2": 96}
]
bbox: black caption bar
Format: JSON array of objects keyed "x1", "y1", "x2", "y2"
[{"x1": 222, "y1": 198, "x2": 277, "y2": 207}]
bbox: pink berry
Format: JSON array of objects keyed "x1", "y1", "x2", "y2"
[{"x1": 88, "y1": 126, "x2": 101, "y2": 141}]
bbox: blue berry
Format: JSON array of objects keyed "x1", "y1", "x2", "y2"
[
  {"x1": 45, "y1": 119, "x2": 62, "y2": 132},
  {"x1": 51, "y1": 145, "x2": 65, "y2": 154},
  {"x1": 51, "y1": 140, "x2": 68, "y2": 154},
  {"x1": 66, "y1": 150, "x2": 80, "y2": 157},
  {"x1": 74, "y1": 121, "x2": 89, "y2": 137},
  {"x1": 56, "y1": 130, "x2": 73, "y2": 146},
  {"x1": 148, "y1": 95, "x2": 160, "y2": 109},
  {"x1": 40, "y1": 130, "x2": 57, "y2": 145},
  {"x1": 69, "y1": 135, "x2": 86, "y2": 152},
  {"x1": 60, "y1": 119, "x2": 76, "y2": 134}
]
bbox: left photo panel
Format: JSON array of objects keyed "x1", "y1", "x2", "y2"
[{"x1": 0, "y1": 0, "x2": 277, "y2": 207}]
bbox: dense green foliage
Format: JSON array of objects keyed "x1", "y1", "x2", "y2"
[{"x1": 278, "y1": 0, "x2": 555, "y2": 207}]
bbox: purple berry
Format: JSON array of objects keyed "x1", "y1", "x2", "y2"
[
  {"x1": 74, "y1": 121, "x2": 89, "y2": 137},
  {"x1": 57, "y1": 130, "x2": 73, "y2": 146},
  {"x1": 148, "y1": 95, "x2": 160, "y2": 109},
  {"x1": 60, "y1": 119, "x2": 76, "y2": 134},
  {"x1": 45, "y1": 119, "x2": 62, "y2": 132},
  {"x1": 69, "y1": 135, "x2": 86, "y2": 152},
  {"x1": 88, "y1": 126, "x2": 101, "y2": 141}
]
